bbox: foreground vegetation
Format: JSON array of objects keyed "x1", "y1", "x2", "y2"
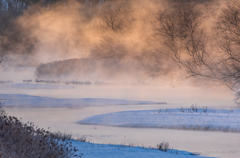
[{"x1": 0, "y1": 104, "x2": 81, "y2": 158}]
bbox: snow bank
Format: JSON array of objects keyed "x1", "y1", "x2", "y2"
[
  {"x1": 79, "y1": 108, "x2": 240, "y2": 132},
  {"x1": 0, "y1": 94, "x2": 166, "y2": 107},
  {"x1": 70, "y1": 141, "x2": 211, "y2": 158}
]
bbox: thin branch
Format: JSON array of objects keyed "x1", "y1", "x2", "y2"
[{"x1": 0, "y1": 55, "x2": 4, "y2": 64}]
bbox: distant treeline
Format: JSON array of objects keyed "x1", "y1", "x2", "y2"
[{"x1": 35, "y1": 58, "x2": 156, "y2": 79}]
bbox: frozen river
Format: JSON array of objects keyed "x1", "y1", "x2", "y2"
[
  {"x1": 1, "y1": 81, "x2": 240, "y2": 158},
  {"x1": 5, "y1": 105, "x2": 240, "y2": 158}
]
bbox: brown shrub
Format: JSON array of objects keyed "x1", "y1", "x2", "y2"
[{"x1": 0, "y1": 105, "x2": 81, "y2": 158}]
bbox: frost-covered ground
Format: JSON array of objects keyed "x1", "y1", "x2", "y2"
[
  {"x1": 0, "y1": 94, "x2": 166, "y2": 107},
  {"x1": 79, "y1": 108, "x2": 240, "y2": 132},
  {"x1": 70, "y1": 141, "x2": 212, "y2": 158}
]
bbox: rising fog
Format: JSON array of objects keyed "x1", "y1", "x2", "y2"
[{"x1": 0, "y1": 0, "x2": 237, "y2": 86}]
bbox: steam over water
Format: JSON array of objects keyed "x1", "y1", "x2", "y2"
[
  {"x1": 0, "y1": 0, "x2": 224, "y2": 81},
  {"x1": 1, "y1": 0, "x2": 240, "y2": 158}
]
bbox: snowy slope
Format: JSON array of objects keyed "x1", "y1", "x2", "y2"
[
  {"x1": 70, "y1": 141, "x2": 212, "y2": 158},
  {"x1": 0, "y1": 94, "x2": 166, "y2": 107},
  {"x1": 79, "y1": 108, "x2": 240, "y2": 132}
]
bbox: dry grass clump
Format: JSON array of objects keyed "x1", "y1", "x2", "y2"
[
  {"x1": 52, "y1": 131, "x2": 73, "y2": 140},
  {"x1": 75, "y1": 136, "x2": 87, "y2": 142},
  {"x1": 0, "y1": 105, "x2": 81, "y2": 158},
  {"x1": 157, "y1": 142, "x2": 169, "y2": 152}
]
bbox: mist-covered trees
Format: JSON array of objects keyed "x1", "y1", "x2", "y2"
[
  {"x1": 0, "y1": 0, "x2": 38, "y2": 58},
  {"x1": 153, "y1": 0, "x2": 240, "y2": 92},
  {"x1": 2, "y1": 0, "x2": 240, "y2": 92},
  {"x1": 215, "y1": 0, "x2": 240, "y2": 91},
  {"x1": 155, "y1": 3, "x2": 207, "y2": 71},
  {"x1": 91, "y1": 0, "x2": 136, "y2": 58},
  {"x1": 0, "y1": 0, "x2": 91, "y2": 57},
  {"x1": 99, "y1": 2, "x2": 134, "y2": 33}
]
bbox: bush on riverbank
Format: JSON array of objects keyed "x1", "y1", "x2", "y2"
[{"x1": 0, "y1": 105, "x2": 81, "y2": 158}]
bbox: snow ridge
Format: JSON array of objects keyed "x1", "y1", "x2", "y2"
[{"x1": 79, "y1": 108, "x2": 240, "y2": 132}]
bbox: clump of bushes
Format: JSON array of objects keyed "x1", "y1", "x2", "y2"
[
  {"x1": 0, "y1": 105, "x2": 81, "y2": 158},
  {"x1": 157, "y1": 141, "x2": 169, "y2": 152}
]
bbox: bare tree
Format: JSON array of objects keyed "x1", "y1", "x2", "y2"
[
  {"x1": 99, "y1": 3, "x2": 134, "y2": 33},
  {"x1": 154, "y1": 2, "x2": 214, "y2": 79},
  {"x1": 153, "y1": 0, "x2": 240, "y2": 97},
  {"x1": 102, "y1": 8, "x2": 124, "y2": 32},
  {"x1": 215, "y1": 0, "x2": 240, "y2": 91},
  {"x1": 91, "y1": 2, "x2": 134, "y2": 59}
]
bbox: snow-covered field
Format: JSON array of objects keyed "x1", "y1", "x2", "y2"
[
  {"x1": 0, "y1": 94, "x2": 165, "y2": 107},
  {"x1": 79, "y1": 108, "x2": 240, "y2": 132},
  {"x1": 70, "y1": 141, "x2": 211, "y2": 158}
]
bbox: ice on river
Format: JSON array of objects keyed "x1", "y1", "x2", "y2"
[{"x1": 0, "y1": 94, "x2": 166, "y2": 107}]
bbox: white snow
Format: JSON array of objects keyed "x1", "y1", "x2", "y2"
[
  {"x1": 70, "y1": 141, "x2": 211, "y2": 158},
  {"x1": 0, "y1": 94, "x2": 166, "y2": 107},
  {"x1": 79, "y1": 108, "x2": 240, "y2": 132}
]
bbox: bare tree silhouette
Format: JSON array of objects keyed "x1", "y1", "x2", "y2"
[
  {"x1": 154, "y1": 2, "x2": 214, "y2": 78},
  {"x1": 215, "y1": 0, "x2": 240, "y2": 91},
  {"x1": 153, "y1": 0, "x2": 240, "y2": 96},
  {"x1": 99, "y1": 2, "x2": 134, "y2": 33}
]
